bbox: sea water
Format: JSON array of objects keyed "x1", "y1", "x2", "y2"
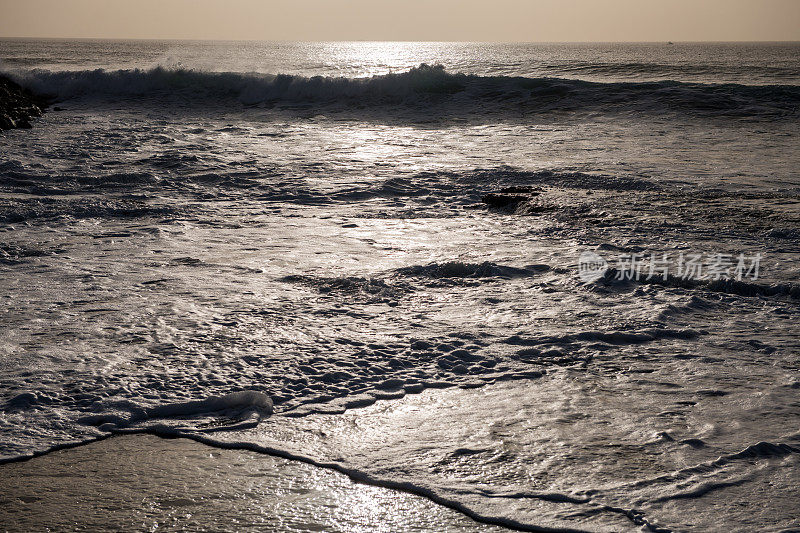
[{"x1": 0, "y1": 40, "x2": 799, "y2": 531}]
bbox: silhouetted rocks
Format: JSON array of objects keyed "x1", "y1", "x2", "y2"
[{"x1": 0, "y1": 76, "x2": 48, "y2": 130}]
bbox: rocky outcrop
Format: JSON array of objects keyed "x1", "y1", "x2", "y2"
[{"x1": 0, "y1": 76, "x2": 48, "y2": 130}]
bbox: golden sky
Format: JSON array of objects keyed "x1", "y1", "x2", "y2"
[{"x1": 0, "y1": 0, "x2": 798, "y2": 41}]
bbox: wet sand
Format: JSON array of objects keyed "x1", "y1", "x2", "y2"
[{"x1": 0, "y1": 434, "x2": 504, "y2": 532}]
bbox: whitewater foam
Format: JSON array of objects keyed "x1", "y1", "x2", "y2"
[{"x1": 5, "y1": 64, "x2": 798, "y2": 119}]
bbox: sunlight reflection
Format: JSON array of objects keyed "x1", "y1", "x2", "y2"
[{"x1": 321, "y1": 42, "x2": 446, "y2": 77}]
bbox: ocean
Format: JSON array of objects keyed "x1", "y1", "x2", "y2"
[{"x1": 0, "y1": 40, "x2": 799, "y2": 531}]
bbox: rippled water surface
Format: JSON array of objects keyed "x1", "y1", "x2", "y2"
[{"x1": 1, "y1": 40, "x2": 799, "y2": 531}]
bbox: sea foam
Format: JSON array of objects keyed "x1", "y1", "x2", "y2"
[{"x1": 4, "y1": 64, "x2": 798, "y2": 118}]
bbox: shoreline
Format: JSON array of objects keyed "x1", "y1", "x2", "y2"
[
  {"x1": 0, "y1": 433, "x2": 507, "y2": 532},
  {"x1": 1, "y1": 39, "x2": 798, "y2": 533}
]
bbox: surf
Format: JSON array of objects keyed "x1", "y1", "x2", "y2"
[{"x1": 3, "y1": 64, "x2": 798, "y2": 118}]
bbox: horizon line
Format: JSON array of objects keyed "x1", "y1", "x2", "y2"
[{"x1": 1, "y1": 36, "x2": 799, "y2": 44}]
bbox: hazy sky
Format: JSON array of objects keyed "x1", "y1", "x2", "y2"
[{"x1": 0, "y1": 0, "x2": 798, "y2": 41}]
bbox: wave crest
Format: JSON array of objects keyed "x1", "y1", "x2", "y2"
[{"x1": 6, "y1": 64, "x2": 799, "y2": 118}]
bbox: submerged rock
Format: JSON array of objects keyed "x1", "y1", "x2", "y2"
[
  {"x1": 481, "y1": 192, "x2": 530, "y2": 209},
  {"x1": 481, "y1": 186, "x2": 547, "y2": 214},
  {"x1": 0, "y1": 76, "x2": 49, "y2": 130}
]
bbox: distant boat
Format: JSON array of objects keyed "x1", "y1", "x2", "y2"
[{"x1": 667, "y1": 41, "x2": 674, "y2": 45}]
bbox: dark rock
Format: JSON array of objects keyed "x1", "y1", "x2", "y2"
[
  {"x1": 497, "y1": 186, "x2": 541, "y2": 195},
  {"x1": 481, "y1": 186, "x2": 541, "y2": 209},
  {"x1": 0, "y1": 75, "x2": 50, "y2": 131},
  {"x1": 481, "y1": 186, "x2": 554, "y2": 215},
  {"x1": 481, "y1": 193, "x2": 530, "y2": 208}
]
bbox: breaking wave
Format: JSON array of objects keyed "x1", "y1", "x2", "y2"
[{"x1": 6, "y1": 64, "x2": 799, "y2": 118}]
